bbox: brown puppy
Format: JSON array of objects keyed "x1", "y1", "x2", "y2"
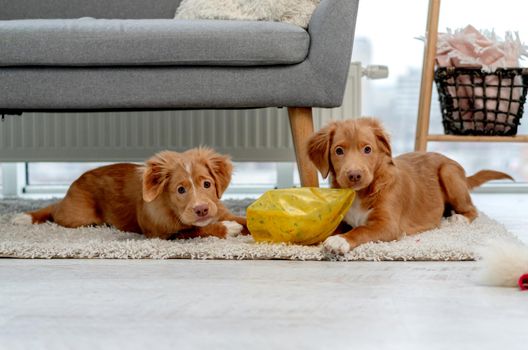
[
  {"x1": 307, "y1": 117, "x2": 512, "y2": 254},
  {"x1": 12, "y1": 148, "x2": 248, "y2": 239}
]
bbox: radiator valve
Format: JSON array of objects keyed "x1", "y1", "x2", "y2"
[{"x1": 362, "y1": 65, "x2": 389, "y2": 79}]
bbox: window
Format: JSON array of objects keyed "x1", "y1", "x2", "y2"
[
  {"x1": 28, "y1": 163, "x2": 111, "y2": 185},
  {"x1": 352, "y1": 0, "x2": 528, "y2": 182},
  {"x1": 27, "y1": 162, "x2": 278, "y2": 187},
  {"x1": 3, "y1": 0, "x2": 527, "y2": 191}
]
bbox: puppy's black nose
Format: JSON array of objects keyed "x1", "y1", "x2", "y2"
[
  {"x1": 193, "y1": 204, "x2": 209, "y2": 217},
  {"x1": 347, "y1": 171, "x2": 362, "y2": 183}
]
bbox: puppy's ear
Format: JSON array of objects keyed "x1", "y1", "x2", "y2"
[
  {"x1": 367, "y1": 118, "x2": 392, "y2": 157},
  {"x1": 142, "y1": 151, "x2": 173, "y2": 203},
  {"x1": 203, "y1": 149, "x2": 233, "y2": 198},
  {"x1": 307, "y1": 122, "x2": 336, "y2": 178}
]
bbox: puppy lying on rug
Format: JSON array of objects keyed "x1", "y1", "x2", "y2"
[
  {"x1": 12, "y1": 148, "x2": 247, "y2": 239},
  {"x1": 307, "y1": 117, "x2": 513, "y2": 255}
]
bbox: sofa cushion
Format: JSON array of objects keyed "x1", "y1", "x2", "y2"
[{"x1": 0, "y1": 19, "x2": 310, "y2": 66}]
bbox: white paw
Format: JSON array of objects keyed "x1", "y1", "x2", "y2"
[
  {"x1": 11, "y1": 213, "x2": 32, "y2": 226},
  {"x1": 222, "y1": 221, "x2": 243, "y2": 237},
  {"x1": 323, "y1": 235, "x2": 351, "y2": 255},
  {"x1": 447, "y1": 213, "x2": 470, "y2": 225}
]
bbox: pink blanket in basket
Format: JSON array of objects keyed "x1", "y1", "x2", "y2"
[{"x1": 436, "y1": 25, "x2": 527, "y2": 130}]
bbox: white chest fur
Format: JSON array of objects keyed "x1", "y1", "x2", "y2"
[{"x1": 344, "y1": 198, "x2": 371, "y2": 228}]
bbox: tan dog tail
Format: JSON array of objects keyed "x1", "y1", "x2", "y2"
[
  {"x1": 467, "y1": 170, "x2": 514, "y2": 190},
  {"x1": 28, "y1": 204, "x2": 55, "y2": 224}
]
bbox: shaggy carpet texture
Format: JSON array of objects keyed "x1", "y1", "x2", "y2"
[
  {"x1": 0, "y1": 198, "x2": 520, "y2": 261},
  {"x1": 175, "y1": 0, "x2": 320, "y2": 28}
]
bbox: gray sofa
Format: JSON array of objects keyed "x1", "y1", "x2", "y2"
[{"x1": 0, "y1": 0, "x2": 359, "y2": 187}]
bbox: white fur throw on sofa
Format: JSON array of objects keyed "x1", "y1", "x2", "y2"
[{"x1": 175, "y1": 0, "x2": 321, "y2": 28}]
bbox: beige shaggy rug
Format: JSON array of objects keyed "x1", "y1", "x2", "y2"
[{"x1": 0, "y1": 199, "x2": 520, "y2": 261}]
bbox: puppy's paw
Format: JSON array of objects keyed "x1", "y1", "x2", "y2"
[
  {"x1": 323, "y1": 235, "x2": 351, "y2": 255},
  {"x1": 446, "y1": 213, "x2": 470, "y2": 225},
  {"x1": 221, "y1": 221, "x2": 243, "y2": 237},
  {"x1": 11, "y1": 213, "x2": 32, "y2": 226}
]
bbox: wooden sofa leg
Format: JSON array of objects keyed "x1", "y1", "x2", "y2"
[{"x1": 288, "y1": 107, "x2": 319, "y2": 188}]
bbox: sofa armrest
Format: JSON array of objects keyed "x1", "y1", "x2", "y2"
[{"x1": 307, "y1": 0, "x2": 360, "y2": 106}]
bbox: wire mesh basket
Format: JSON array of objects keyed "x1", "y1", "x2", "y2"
[{"x1": 434, "y1": 67, "x2": 528, "y2": 136}]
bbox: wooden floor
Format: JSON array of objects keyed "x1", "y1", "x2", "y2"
[{"x1": 0, "y1": 194, "x2": 527, "y2": 350}]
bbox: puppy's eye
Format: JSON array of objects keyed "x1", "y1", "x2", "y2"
[
  {"x1": 335, "y1": 147, "x2": 344, "y2": 156},
  {"x1": 177, "y1": 186, "x2": 186, "y2": 194},
  {"x1": 363, "y1": 146, "x2": 372, "y2": 154},
  {"x1": 203, "y1": 181, "x2": 211, "y2": 189}
]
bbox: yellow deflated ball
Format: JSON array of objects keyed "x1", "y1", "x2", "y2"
[{"x1": 247, "y1": 188, "x2": 355, "y2": 245}]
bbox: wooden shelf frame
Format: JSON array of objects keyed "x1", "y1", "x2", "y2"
[
  {"x1": 415, "y1": 0, "x2": 528, "y2": 151},
  {"x1": 427, "y1": 135, "x2": 528, "y2": 143}
]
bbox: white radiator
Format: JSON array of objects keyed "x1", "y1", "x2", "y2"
[{"x1": 0, "y1": 62, "x2": 365, "y2": 162}]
